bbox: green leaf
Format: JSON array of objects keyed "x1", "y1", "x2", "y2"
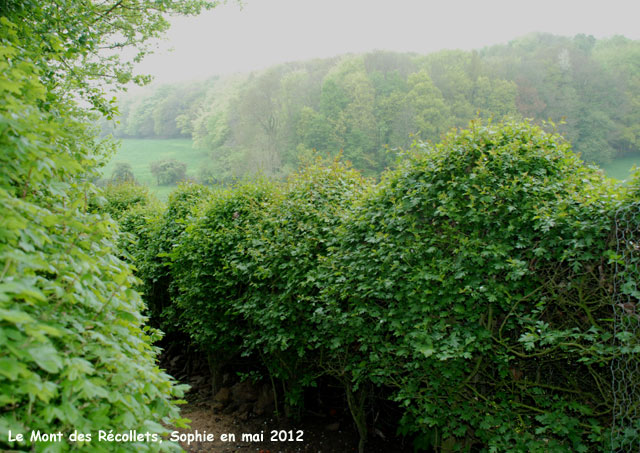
[
  {"x1": 0, "y1": 357, "x2": 28, "y2": 380},
  {"x1": 27, "y1": 344, "x2": 63, "y2": 373}
]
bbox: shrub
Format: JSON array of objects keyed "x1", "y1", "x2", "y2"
[
  {"x1": 100, "y1": 120, "x2": 640, "y2": 452},
  {"x1": 316, "y1": 120, "x2": 622, "y2": 451},
  {"x1": 0, "y1": 16, "x2": 188, "y2": 451},
  {"x1": 150, "y1": 159, "x2": 187, "y2": 185},
  {"x1": 171, "y1": 178, "x2": 277, "y2": 389},
  {"x1": 237, "y1": 159, "x2": 370, "y2": 415},
  {"x1": 133, "y1": 183, "x2": 213, "y2": 331},
  {"x1": 111, "y1": 162, "x2": 136, "y2": 184},
  {"x1": 608, "y1": 168, "x2": 640, "y2": 451},
  {"x1": 97, "y1": 181, "x2": 155, "y2": 221}
]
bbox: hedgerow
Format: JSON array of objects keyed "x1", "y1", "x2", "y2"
[
  {"x1": 112, "y1": 121, "x2": 639, "y2": 453},
  {"x1": 170, "y1": 178, "x2": 277, "y2": 390},
  {"x1": 237, "y1": 160, "x2": 370, "y2": 415},
  {"x1": 97, "y1": 182, "x2": 156, "y2": 222},
  {"x1": 315, "y1": 120, "x2": 627, "y2": 451},
  {"x1": 132, "y1": 183, "x2": 213, "y2": 332},
  {"x1": 0, "y1": 14, "x2": 190, "y2": 452}
]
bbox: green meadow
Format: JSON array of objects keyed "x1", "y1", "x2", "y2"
[
  {"x1": 103, "y1": 139, "x2": 640, "y2": 199},
  {"x1": 101, "y1": 139, "x2": 207, "y2": 199},
  {"x1": 600, "y1": 153, "x2": 640, "y2": 181}
]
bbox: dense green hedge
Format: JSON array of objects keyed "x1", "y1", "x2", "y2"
[
  {"x1": 235, "y1": 161, "x2": 369, "y2": 414},
  {"x1": 110, "y1": 121, "x2": 639, "y2": 452},
  {"x1": 316, "y1": 121, "x2": 623, "y2": 451},
  {"x1": 0, "y1": 14, "x2": 189, "y2": 453},
  {"x1": 130, "y1": 183, "x2": 213, "y2": 333},
  {"x1": 171, "y1": 178, "x2": 278, "y2": 390}
]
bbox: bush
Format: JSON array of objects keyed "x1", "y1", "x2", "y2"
[
  {"x1": 138, "y1": 183, "x2": 213, "y2": 332},
  {"x1": 97, "y1": 181, "x2": 155, "y2": 221},
  {"x1": 0, "y1": 18, "x2": 187, "y2": 451},
  {"x1": 171, "y1": 178, "x2": 277, "y2": 390},
  {"x1": 237, "y1": 159, "x2": 369, "y2": 415},
  {"x1": 111, "y1": 162, "x2": 136, "y2": 184},
  {"x1": 167, "y1": 161, "x2": 369, "y2": 416},
  {"x1": 150, "y1": 159, "x2": 187, "y2": 185},
  {"x1": 102, "y1": 120, "x2": 640, "y2": 452},
  {"x1": 316, "y1": 120, "x2": 622, "y2": 451}
]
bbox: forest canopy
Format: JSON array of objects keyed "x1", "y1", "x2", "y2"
[{"x1": 104, "y1": 33, "x2": 640, "y2": 179}]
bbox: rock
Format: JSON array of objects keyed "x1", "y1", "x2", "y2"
[
  {"x1": 254, "y1": 384, "x2": 275, "y2": 416},
  {"x1": 214, "y1": 386, "x2": 231, "y2": 405},
  {"x1": 211, "y1": 401, "x2": 225, "y2": 412},
  {"x1": 325, "y1": 422, "x2": 340, "y2": 432},
  {"x1": 237, "y1": 402, "x2": 253, "y2": 421},
  {"x1": 231, "y1": 381, "x2": 259, "y2": 403}
]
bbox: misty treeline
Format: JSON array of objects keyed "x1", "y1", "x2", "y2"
[{"x1": 104, "y1": 33, "x2": 640, "y2": 179}]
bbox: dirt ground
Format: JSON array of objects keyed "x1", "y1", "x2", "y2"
[
  {"x1": 172, "y1": 389, "x2": 412, "y2": 453},
  {"x1": 175, "y1": 404, "x2": 353, "y2": 452},
  {"x1": 161, "y1": 347, "x2": 413, "y2": 453}
]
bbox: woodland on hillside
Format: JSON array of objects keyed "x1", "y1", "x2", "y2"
[{"x1": 103, "y1": 33, "x2": 640, "y2": 180}]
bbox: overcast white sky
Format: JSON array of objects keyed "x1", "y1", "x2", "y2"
[{"x1": 136, "y1": 0, "x2": 640, "y2": 85}]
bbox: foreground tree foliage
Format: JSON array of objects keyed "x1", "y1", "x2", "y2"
[
  {"x1": 0, "y1": 0, "x2": 217, "y2": 451},
  {"x1": 111, "y1": 120, "x2": 639, "y2": 452}
]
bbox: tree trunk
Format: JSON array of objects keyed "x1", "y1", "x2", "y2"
[{"x1": 345, "y1": 382, "x2": 367, "y2": 453}]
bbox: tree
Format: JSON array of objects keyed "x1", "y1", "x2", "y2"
[
  {"x1": 126, "y1": 96, "x2": 158, "y2": 137},
  {"x1": 317, "y1": 58, "x2": 379, "y2": 172},
  {"x1": 420, "y1": 50, "x2": 475, "y2": 127},
  {"x1": 229, "y1": 68, "x2": 288, "y2": 175},
  {"x1": 405, "y1": 70, "x2": 451, "y2": 141},
  {"x1": 0, "y1": 0, "x2": 216, "y2": 450},
  {"x1": 111, "y1": 162, "x2": 136, "y2": 183},
  {"x1": 297, "y1": 106, "x2": 335, "y2": 153},
  {"x1": 471, "y1": 76, "x2": 517, "y2": 119},
  {"x1": 593, "y1": 36, "x2": 640, "y2": 157},
  {"x1": 150, "y1": 159, "x2": 188, "y2": 185},
  {"x1": 137, "y1": 39, "x2": 639, "y2": 177}
]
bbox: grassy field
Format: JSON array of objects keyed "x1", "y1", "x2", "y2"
[
  {"x1": 601, "y1": 153, "x2": 640, "y2": 181},
  {"x1": 101, "y1": 139, "x2": 208, "y2": 199},
  {"x1": 103, "y1": 139, "x2": 640, "y2": 200}
]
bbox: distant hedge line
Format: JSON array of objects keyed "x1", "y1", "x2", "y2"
[{"x1": 104, "y1": 120, "x2": 640, "y2": 452}]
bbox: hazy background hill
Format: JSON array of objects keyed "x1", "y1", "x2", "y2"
[{"x1": 100, "y1": 33, "x2": 640, "y2": 189}]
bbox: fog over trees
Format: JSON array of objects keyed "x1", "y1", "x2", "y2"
[{"x1": 103, "y1": 33, "x2": 640, "y2": 181}]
